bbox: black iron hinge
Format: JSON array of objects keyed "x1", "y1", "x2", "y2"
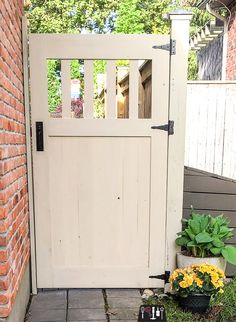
[
  {"x1": 152, "y1": 39, "x2": 176, "y2": 55},
  {"x1": 149, "y1": 271, "x2": 170, "y2": 284},
  {"x1": 151, "y1": 120, "x2": 174, "y2": 135}
]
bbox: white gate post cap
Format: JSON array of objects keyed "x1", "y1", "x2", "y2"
[{"x1": 168, "y1": 9, "x2": 193, "y2": 20}]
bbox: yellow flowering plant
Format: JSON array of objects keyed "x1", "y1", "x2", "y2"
[{"x1": 169, "y1": 263, "x2": 225, "y2": 298}]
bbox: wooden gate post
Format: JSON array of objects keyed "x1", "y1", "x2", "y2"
[{"x1": 166, "y1": 10, "x2": 192, "y2": 273}]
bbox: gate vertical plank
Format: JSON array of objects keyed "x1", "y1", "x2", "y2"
[
  {"x1": 29, "y1": 35, "x2": 54, "y2": 287},
  {"x1": 129, "y1": 60, "x2": 139, "y2": 119},
  {"x1": 166, "y1": 11, "x2": 192, "y2": 274},
  {"x1": 61, "y1": 60, "x2": 71, "y2": 118},
  {"x1": 149, "y1": 54, "x2": 169, "y2": 280},
  {"x1": 106, "y1": 60, "x2": 117, "y2": 118},
  {"x1": 84, "y1": 60, "x2": 94, "y2": 119}
]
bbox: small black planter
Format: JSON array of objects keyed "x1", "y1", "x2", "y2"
[{"x1": 179, "y1": 294, "x2": 211, "y2": 314}]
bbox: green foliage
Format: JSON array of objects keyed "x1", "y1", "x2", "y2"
[
  {"x1": 214, "y1": 277, "x2": 236, "y2": 321},
  {"x1": 115, "y1": 0, "x2": 144, "y2": 34},
  {"x1": 25, "y1": 0, "x2": 118, "y2": 33},
  {"x1": 176, "y1": 213, "x2": 236, "y2": 264},
  {"x1": 70, "y1": 60, "x2": 81, "y2": 79},
  {"x1": 188, "y1": 50, "x2": 198, "y2": 80},
  {"x1": 94, "y1": 97, "x2": 105, "y2": 119},
  {"x1": 47, "y1": 60, "x2": 61, "y2": 112}
]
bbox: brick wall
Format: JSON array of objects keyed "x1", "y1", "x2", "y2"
[
  {"x1": 0, "y1": 0, "x2": 30, "y2": 318},
  {"x1": 226, "y1": 3, "x2": 236, "y2": 80}
]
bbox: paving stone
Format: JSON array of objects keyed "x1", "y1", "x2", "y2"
[
  {"x1": 26, "y1": 309, "x2": 66, "y2": 322},
  {"x1": 109, "y1": 308, "x2": 138, "y2": 320},
  {"x1": 108, "y1": 297, "x2": 142, "y2": 308},
  {"x1": 68, "y1": 289, "x2": 104, "y2": 309},
  {"x1": 106, "y1": 289, "x2": 140, "y2": 298},
  {"x1": 68, "y1": 308, "x2": 107, "y2": 321},
  {"x1": 30, "y1": 291, "x2": 67, "y2": 310}
]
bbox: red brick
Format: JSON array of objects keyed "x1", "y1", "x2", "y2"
[
  {"x1": 0, "y1": 250, "x2": 8, "y2": 263},
  {"x1": 226, "y1": 4, "x2": 236, "y2": 80},
  {"x1": 0, "y1": 275, "x2": 11, "y2": 291},
  {"x1": 0, "y1": 208, "x2": 8, "y2": 220},
  {"x1": 0, "y1": 293, "x2": 9, "y2": 305},
  {"x1": 0, "y1": 262, "x2": 10, "y2": 276}
]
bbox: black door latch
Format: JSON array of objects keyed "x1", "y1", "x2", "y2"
[{"x1": 36, "y1": 121, "x2": 44, "y2": 151}]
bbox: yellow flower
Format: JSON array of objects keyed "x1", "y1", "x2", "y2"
[
  {"x1": 179, "y1": 280, "x2": 189, "y2": 288},
  {"x1": 180, "y1": 274, "x2": 194, "y2": 288},
  {"x1": 194, "y1": 277, "x2": 203, "y2": 288},
  {"x1": 218, "y1": 288, "x2": 224, "y2": 294}
]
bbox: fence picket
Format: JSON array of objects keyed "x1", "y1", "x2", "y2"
[
  {"x1": 129, "y1": 60, "x2": 139, "y2": 119},
  {"x1": 106, "y1": 60, "x2": 117, "y2": 119},
  {"x1": 61, "y1": 60, "x2": 71, "y2": 118},
  {"x1": 84, "y1": 60, "x2": 94, "y2": 119}
]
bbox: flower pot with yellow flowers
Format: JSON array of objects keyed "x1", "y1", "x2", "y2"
[{"x1": 169, "y1": 263, "x2": 225, "y2": 314}]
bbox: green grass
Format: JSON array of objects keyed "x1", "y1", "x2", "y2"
[{"x1": 142, "y1": 277, "x2": 236, "y2": 322}]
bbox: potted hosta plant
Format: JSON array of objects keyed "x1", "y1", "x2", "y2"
[
  {"x1": 176, "y1": 213, "x2": 236, "y2": 271},
  {"x1": 170, "y1": 263, "x2": 225, "y2": 313}
]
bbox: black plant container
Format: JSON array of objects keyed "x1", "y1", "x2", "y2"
[{"x1": 179, "y1": 294, "x2": 211, "y2": 314}]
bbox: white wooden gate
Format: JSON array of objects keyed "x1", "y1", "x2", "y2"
[{"x1": 28, "y1": 13, "x2": 191, "y2": 289}]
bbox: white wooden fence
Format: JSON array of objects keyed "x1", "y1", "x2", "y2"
[{"x1": 185, "y1": 81, "x2": 236, "y2": 180}]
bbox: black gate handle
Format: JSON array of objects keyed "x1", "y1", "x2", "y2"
[{"x1": 36, "y1": 122, "x2": 44, "y2": 151}]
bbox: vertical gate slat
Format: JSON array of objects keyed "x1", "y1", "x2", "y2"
[
  {"x1": 129, "y1": 60, "x2": 139, "y2": 119},
  {"x1": 84, "y1": 60, "x2": 94, "y2": 119},
  {"x1": 106, "y1": 60, "x2": 117, "y2": 119},
  {"x1": 61, "y1": 60, "x2": 71, "y2": 118}
]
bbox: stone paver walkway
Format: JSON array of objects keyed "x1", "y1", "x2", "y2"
[{"x1": 25, "y1": 289, "x2": 142, "y2": 322}]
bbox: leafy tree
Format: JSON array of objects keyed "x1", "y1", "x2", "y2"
[
  {"x1": 115, "y1": 0, "x2": 144, "y2": 34},
  {"x1": 137, "y1": 0, "x2": 174, "y2": 34},
  {"x1": 24, "y1": 0, "x2": 118, "y2": 33}
]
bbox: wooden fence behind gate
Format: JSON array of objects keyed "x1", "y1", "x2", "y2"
[{"x1": 117, "y1": 75, "x2": 236, "y2": 181}]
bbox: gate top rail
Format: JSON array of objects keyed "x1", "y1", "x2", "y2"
[{"x1": 29, "y1": 34, "x2": 170, "y2": 60}]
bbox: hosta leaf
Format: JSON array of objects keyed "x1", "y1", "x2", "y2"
[
  {"x1": 195, "y1": 232, "x2": 214, "y2": 244},
  {"x1": 187, "y1": 240, "x2": 196, "y2": 247},
  {"x1": 212, "y1": 237, "x2": 224, "y2": 248},
  {"x1": 189, "y1": 218, "x2": 201, "y2": 235},
  {"x1": 185, "y1": 228, "x2": 195, "y2": 240},
  {"x1": 210, "y1": 247, "x2": 222, "y2": 255},
  {"x1": 221, "y1": 245, "x2": 236, "y2": 265},
  {"x1": 205, "y1": 242, "x2": 213, "y2": 250},
  {"x1": 175, "y1": 236, "x2": 190, "y2": 246},
  {"x1": 219, "y1": 226, "x2": 231, "y2": 237},
  {"x1": 200, "y1": 215, "x2": 210, "y2": 231},
  {"x1": 191, "y1": 213, "x2": 202, "y2": 220}
]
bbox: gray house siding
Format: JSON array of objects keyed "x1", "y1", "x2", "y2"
[
  {"x1": 183, "y1": 166, "x2": 236, "y2": 276},
  {"x1": 197, "y1": 34, "x2": 223, "y2": 80}
]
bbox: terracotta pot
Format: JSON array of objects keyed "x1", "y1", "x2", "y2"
[
  {"x1": 176, "y1": 252, "x2": 226, "y2": 272},
  {"x1": 179, "y1": 294, "x2": 211, "y2": 314}
]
